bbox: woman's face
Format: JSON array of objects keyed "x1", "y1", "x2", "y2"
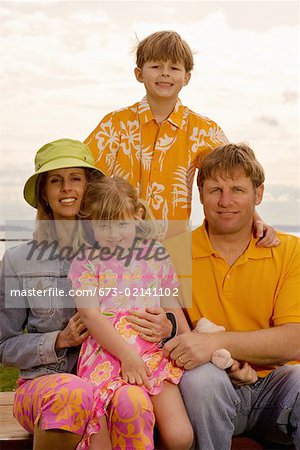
[{"x1": 43, "y1": 168, "x2": 87, "y2": 220}]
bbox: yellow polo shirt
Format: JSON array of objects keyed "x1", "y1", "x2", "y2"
[
  {"x1": 85, "y1": 97, "x2": 227, "y2": 226},
  {"x1": 165, "y1": 224, "x2": 300, "y2": 376}
]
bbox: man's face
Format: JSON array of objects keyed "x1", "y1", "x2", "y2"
[{"x1": 199, "y1": 170, "x2": 264, "y2": 237}]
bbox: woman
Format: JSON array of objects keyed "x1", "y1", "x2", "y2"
[{"x1": 0, "y1": 138, "x2": 174, "y2": 450}]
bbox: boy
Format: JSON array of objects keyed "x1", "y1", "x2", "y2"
[
  {"x1": 85, "y1": 31, "x2": 226, "y2": 227},
  {"x1": 85, "y1": 30, "x2": 276, "y2": 243}
]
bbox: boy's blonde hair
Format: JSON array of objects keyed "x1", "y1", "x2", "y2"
[
  {"x1": 81, "y1": 176, "x2": 159, "y2": 240},
  {"x1": 196, "y1": 143, "x2": 265, "y2": 189},
  {"x1": 136, "y1": 31, "x2": 194, "y2": 72}
]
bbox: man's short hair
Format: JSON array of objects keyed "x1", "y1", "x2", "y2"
[
  {"x1": 196, "y1": 143, "x2": 265, "y2": 189},
  {"x1": 136, "y1": 30, "x2": 194, "y2": 72}
]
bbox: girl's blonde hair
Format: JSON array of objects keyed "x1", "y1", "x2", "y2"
[{"x1": 80, "y1": 176, "x2": 159, "y2": 240}]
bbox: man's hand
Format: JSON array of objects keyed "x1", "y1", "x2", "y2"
[
  {"x1": 164, "y1": 332, "x2": 217, "y2": 370},
  {"x1": 55, "y1": 312, "x2": 89, "y2": 349},
  {"x1": 126, "y1": 307, "x2": 172, "y2": 343},
  {"x1": 253, "y1": 220, "x2": 280, "y2": 248},
  {"x1": 228, "y1": 360, "x2": 258, "y2": 385}
]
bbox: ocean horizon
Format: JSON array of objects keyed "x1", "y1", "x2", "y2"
[{"x1": 0, "y1": 224, "x2": 299, "y2": 261}]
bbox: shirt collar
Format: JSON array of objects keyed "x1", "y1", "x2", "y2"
[
  {"x1": 137, "y1": 97, "x2": 185, "y2": 128},
  {"x1": 192, "y1": 221, "x2": 272, "y2": 260},
  {"x1": 244, "y1": 235, "x2": 272, "y2": 260},
  {"x1": 192, "y1": 223, "x2": 215, "y2": 258},
  {"x1": 137, "y1": 97, "x2": 153, "y2": 124}
]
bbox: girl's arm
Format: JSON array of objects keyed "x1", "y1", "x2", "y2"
[
  {"x1": 75, "y1": 295, "x2": 150, "y2": 388},
  {"x1": 69, "y1": 259, "x2": 147, "y2": 378},
  {"x1": 77, "y1": 302, "x2": 133, "y2": 359}
]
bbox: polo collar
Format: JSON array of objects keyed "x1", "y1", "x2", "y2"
[
  {"x1": 192, "y1": 222, "x2": 272, "y2": 260},
  {"x1": 192, "y1": 223, "x2": 215, "y2": 258},
  {"x1": 245, "y1": 236, "x2": 272, "y2": 260},
  {"x1": 137, "y1": 97, "x2": 185, "y2": 128}
]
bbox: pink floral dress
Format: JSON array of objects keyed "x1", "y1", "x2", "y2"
[{"x1": 68, "y1": 242, "x2": 183, "y2": 448}]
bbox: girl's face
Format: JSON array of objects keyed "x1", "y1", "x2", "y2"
[
  {"x1": 43, "y1": 168, "x2": 87, "y2": 220},
  {"x1": 92, "y1": 219, "x2": 137, "y2": 250}
]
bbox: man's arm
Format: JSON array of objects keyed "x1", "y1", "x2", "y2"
[
  {"x1": 164, "y1": 323, "x2": 300, "y2": 370},
  {"x1": 218, "y1": 323, "x2": 300, "y2": 364}
]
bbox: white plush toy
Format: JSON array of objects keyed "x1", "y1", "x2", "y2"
[{"x1": 195, "y1": 318, "x2": 234, "y2": 370}]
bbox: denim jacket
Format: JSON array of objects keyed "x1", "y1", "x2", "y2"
[{"x1": 0, "y1": 241, "x2": 80, "y2": 379}]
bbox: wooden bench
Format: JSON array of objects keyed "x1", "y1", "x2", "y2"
[
  {"x1": 0, "y1": 392, "x2": 32, "y2": 450},
  {"x1": 0, "y1": 391, "x2": 295, "y2": 449}
]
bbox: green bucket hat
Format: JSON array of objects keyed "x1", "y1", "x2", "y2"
[{"x1": 23, "y1": 138, "x2": 105, "y2": 208}]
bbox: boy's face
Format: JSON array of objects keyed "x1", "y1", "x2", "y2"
[{"x1": 134, "y1": 60, "x2": 191, "y2": 103}]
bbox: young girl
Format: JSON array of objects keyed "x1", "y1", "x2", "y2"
[{"x1": 69, "y1": 176, "x2": 193, "y2": 450}]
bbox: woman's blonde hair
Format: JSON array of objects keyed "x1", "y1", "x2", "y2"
[{"x1": 80, "y1": 176, "x2": 159, "y2": 241}]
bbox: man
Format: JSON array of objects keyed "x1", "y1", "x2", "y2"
[{"x1": 164, "y1": 143, "x2": 300, "y2": 449}]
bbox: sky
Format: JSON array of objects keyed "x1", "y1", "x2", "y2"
[{"x1": 0, "y1": 0, "x2": 299, "y2": 228}]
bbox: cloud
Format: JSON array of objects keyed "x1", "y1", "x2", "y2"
[
  {"x1": 256, "y1": 115, "x2": 280, "y2": 127},
  {"x1": 282, "y1": 89, "x2": 298, "y2": 103},
  {"x1": 191, "y1": 184, "x2": 300, "y2": 228},
  {"x1": 264, "y1": 192, "x2": 295, "y2": 203},
  {"x1": 263, "y1": 186, "x2": 300, "y2": 203}
]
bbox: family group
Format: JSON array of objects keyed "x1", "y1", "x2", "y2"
[{"x1": 0, "y1": 31, "x2": 299, "y2": 450}]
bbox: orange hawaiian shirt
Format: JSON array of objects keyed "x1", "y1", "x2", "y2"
[{"x1": 85, "y1": 97, "x2": 227, "y2": 230}]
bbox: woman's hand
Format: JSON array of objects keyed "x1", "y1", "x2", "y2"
[
  {"x1": 227, "y1": 360, "x2": 258, "y2": 385},
  {"x1": 126, "y1": 307, "x2": 172, "y2": 343},
  {"x1": 55, "y1": 312, "x2": 89, "y2": 350},
  {"x1": 253, "y1": 220, "x2": 280, "y2": 248},
  {"x1": 120, "y1": 349, "x2": 151, "y2": 390}
]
